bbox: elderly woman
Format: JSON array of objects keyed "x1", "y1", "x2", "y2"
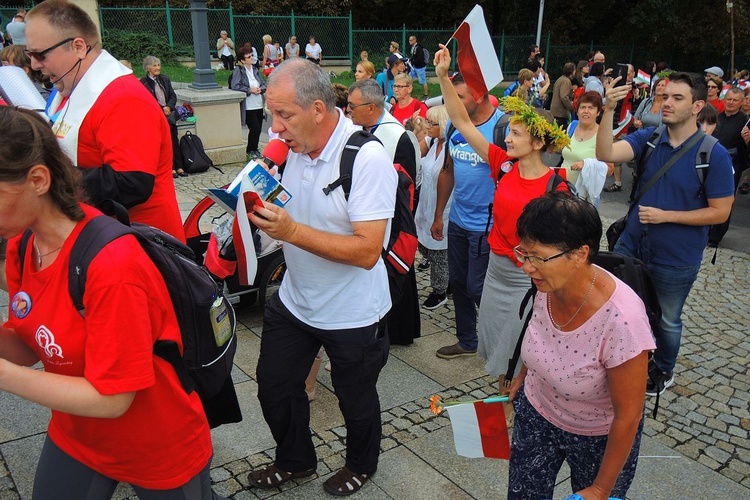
[
  {"x1": 0, "y1": 106, "x2": 223, "y2": 499},
  {"x1": 390, "y1": 73, "x2": 427, "y2": 125},
  {"x1": 140, "y1": 55, "x2": 186, "y2": 178},
  {"x1": 216, "y1": 30, "x2": 235, "y2": 70},
  {"x1": 414, "y1": 105, "x2": 451, "y2": 309},
  {"x1": 508, "y1": 192, "x2": 654, "y2": 500},
  {"x1": 230, "y1": 47, "x2": 266, "y2": 161}
]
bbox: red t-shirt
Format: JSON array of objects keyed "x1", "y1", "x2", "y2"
[
  {"x1": 390, "y1": 98, "x2": 428, "y2": 126},
  {"x1": 77, "y1": 75, "x2": 185, "y2": 242},
  {"x1": 3, "y1": 205, "x2": 211, "y2": 489},
  {"x1": 487, "y1": 144, "x2": 568, "y2": 264},
  {"x1": 708, "y1": 97, "x2": 725, "y2": 114}
]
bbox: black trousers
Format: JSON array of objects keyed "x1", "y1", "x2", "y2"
[
  {"x1": 245, "y1": 108, "x2": 264, "y2": 153},
  {"x1": 220, "y1": 54, "x2": 234, "y2": 71},
  {"x1": 256, "y1": 294, "x2": 388, "y2": 475},
  {"x1": 169, "y1": 123, "x2": 183, "y2": 172}
]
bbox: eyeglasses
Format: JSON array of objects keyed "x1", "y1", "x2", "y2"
[
  {"x1": 347, "y1": 101, "x2": 373, "y2": 110},
  {"x1": 513, "y1": 245, "x2": 571, "y2": 267},
  {"x1": 426, "y1": 120, "x2": 439, "y2": 127},
  {"x1": 25, "y1": 37, "x2": 76, "y2": 62},
  {"x1": 707, "y1": 85, "x2": 719, "y2": 89},
  {"x1": 392, "y1": 84, "x2": 410, "y2": 89}
]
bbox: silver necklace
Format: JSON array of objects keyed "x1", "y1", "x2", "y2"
[
  {"x1": 548, "y1": 269, "x2": 597, "y2": 330},
  {"x1": 34, "y1": 241, "x2": 61, "y2": 269}
]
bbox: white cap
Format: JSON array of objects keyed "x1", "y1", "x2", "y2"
[{"x1": 704, "y1": 66, "x2": 724, "y2": 78}]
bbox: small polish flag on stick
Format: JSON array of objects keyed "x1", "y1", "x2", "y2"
[
  {"x1": 449, "y1": 5, "x2": 504, "y2": 102},
  {"x1": 443, "y1": 397, "x2": 510, "y2": 459}
]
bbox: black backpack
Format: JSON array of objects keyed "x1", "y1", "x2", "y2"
[
  {"x1": 323, "y1": 130, "x2": 418, "y2": 301},
  {"x1": 505, "y1": 251, "x2": 664, "y2": 417},
  {"x1": 18, "y1": 204, "x2": 242, "y2": 428},
  {"x1": 179, "y1": 131, "x2": 216, "y2": 174}
]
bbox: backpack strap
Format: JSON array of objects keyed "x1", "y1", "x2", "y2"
[
  {"x1": 567, "y1": 120, "x2": 579, "y2": 138},
  {"x1": 504, "y1": 282, "x2": 537, "y2": 387},
  {"x1": 694, "y1": 134, "x2": 717, "y2": 186},
  {"x1": 68, "y1": 216, "x2": 133, "y2": 315},
  {"x1": 324, "y1": 130, "x2": 382, "y2": 200},
  {"x1": 442, "y1": 123, "x2": 456, "y2": 171},
  {"x1": 18, "y1": 229, "x2": 32, "y2": 276}
]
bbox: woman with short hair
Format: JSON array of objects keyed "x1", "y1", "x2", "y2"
[
  {"x1": 390, "y1": 73, "x2": 427, "y2": 126},
  {"x1": 508, "y1": 192, "x2": 654, "y2": 500},
  {"x1": 140, "y1": 55, "x2": 186, "y2": 178},
  {"x1": 706, "y1": 75, "x2": 725, "y2": 113},
  {"x1": 231, "y1": 47, "x2": 266, "y2": 161}
]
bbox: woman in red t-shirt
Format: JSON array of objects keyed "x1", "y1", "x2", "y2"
[
  {"x1": 390, "y1": 73, "x2": 428, "y2": 126},
  {"x1": 0, "y1": 107, "x2": 219, "y2": 498},
  {"x1": 435, "y1": 45, "x2": 571, "y2": 394}
]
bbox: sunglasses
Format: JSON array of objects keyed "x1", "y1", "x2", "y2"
[{"x1": 25, "y1": 37, "x2": 76, "y2": 62}]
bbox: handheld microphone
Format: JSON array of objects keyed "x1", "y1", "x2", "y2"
[{"x1": 260, "y1": 138, "x2": 290, "y2": 171}]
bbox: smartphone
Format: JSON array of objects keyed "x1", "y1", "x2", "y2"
[{"x1": 613, "y1": 63, "x2": 629, "y2": 87}]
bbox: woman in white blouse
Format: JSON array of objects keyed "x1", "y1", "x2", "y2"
[{"x1": 231, "y1": 47, "x2": 266, "y2": 161}]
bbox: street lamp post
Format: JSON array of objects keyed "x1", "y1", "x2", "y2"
[{"x1": 189, "y1": 0, "x2": 220, "y2": 90}]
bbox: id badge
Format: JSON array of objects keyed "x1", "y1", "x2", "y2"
[{"x1": 210, "y1": 296, "x2": 233, "y2": 347}]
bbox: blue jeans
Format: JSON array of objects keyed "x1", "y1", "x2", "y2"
[
  {"x1": 614, "y1": 239, "x2": 700, "y2": 373},
  {"x1": 447, "y1": 222, "x2": 490, "y2": 350}
]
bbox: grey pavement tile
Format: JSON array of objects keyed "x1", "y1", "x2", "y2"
[
  {"x1": 389, "y1": 330, "x2": 487, "y2": 389},
  {"x1": 404, "y1": 425, "x2": 507, "y2": 498},
  {"x1": 374, "y1": 444, "x2": 473, "y2": 499},
  {"x1": 308, "y1": 385, "x2": 345, "y2": 435},
  {"x1": 210, "y1": 380, "x2": 276, "y2": 466},
  {"x1": 1, "y1": 433, "x2": 45, "y2": 500},
  {"x1": 316, "y1": 353, "x2": 445, "y2": 411},
  {"x1": 0, "y1": 392, "x2": 49, "y2": 445},
  {"x1": 232, "y1": 328, "x2": 261, "y2": 380}
]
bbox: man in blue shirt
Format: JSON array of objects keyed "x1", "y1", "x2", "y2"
[
  {"x1": 596, "y1": 72, "x2": 734, "y2": 396},
  {"x1": 431, "y1": 73, "x2": 503, "y2": 359}
]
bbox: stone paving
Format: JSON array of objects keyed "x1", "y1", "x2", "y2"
[{"x1": 0, "y1": 161, "x2": 749, "y2": 499}]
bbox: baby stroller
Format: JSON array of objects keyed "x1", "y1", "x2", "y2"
[{"x1": 183, "y1": 191, "x2": 285, "y2": 308}]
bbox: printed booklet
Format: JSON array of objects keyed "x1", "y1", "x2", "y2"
[{"x1": 204, "y1": 162, "x2": 292, "y2": 214}]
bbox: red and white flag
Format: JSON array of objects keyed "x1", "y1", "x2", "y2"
[
  {"x1": 451, "y1": 5, "x2": 504, "y2": 101},
  {"x1": 444, "y1": 401, "x2": 510, "y2": 459},
  {"x1": 232, "y1": 176, "x2": 261, "y2": 286}
]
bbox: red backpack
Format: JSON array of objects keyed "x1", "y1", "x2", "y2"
[{"x1": 323, "y1": 130, "x2": 418, "y2": 301}]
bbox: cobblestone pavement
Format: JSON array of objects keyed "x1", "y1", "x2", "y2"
[{"x1": 0, "y1": 162, "x2": 748, "y2": 499}]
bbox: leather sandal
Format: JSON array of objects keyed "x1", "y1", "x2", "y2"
[
  {"x1": 323, "y1": 466, "x2": 370, "y2": 496},
  {"x1": 248, "y1": 464, "x2": 316, "y2": 489},
  {"x1": 603, "y1": 183, "x2": 622, "y2": 192}
]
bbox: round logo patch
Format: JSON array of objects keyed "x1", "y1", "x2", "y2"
[{"x1": 11, "y1": 291, "x2": 32, "y2": 319}]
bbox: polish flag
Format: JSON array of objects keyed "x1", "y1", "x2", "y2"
[
  {"x1": 452, "y1": 5, "x2": 504, "y2": 101},
  {"x1": 444, "y1": 401, "x2": 510, "y2": 459},
  {"x1": 232, "y1": 176, "x2": 260, "y2": 286}
]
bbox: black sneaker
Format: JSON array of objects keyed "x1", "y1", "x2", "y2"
[
  {"x1": 646, "y1": 369, "x2": 674, "y2": 397},
  {"x1": 417, "y1": 258, "x2": 430, "y2": 270},
  {"x1": 423, "y1": 292, "x2": 447, "y2": 310}
]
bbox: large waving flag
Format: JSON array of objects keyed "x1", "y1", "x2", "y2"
[
  {"x1": 444, "y1": 401, "x2": 510, "y2": 459},
  {"x1": 452, "y1": 5, "x2": 504, "y2": 101}
]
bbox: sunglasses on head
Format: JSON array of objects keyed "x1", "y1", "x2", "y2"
[{"x1": 25, "y1": 37, "x2": 76, "y2": 62}]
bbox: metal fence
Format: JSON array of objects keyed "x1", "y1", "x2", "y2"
[{"x1": 2, "y1": 3, "x2": 747, "y2": 79}]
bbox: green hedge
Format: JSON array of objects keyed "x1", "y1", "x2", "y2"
[{"x1": 103, "y1": 29, "x2": 185, "y2": 66}]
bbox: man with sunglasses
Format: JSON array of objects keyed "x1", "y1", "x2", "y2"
[
  {"x1": 347, "y1": 78, "x2": 421, "y2": 346},
  {"x1": 24, "y1": 0, "x2": 184, "y2": 241}
]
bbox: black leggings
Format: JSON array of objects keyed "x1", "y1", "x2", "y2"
[{"x1": 33, "y1": 437, "x2": 225, "y2": 500}]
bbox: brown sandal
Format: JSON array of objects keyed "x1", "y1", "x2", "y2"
[
  {"x1": 323, "y1": 466, "x2": 370, "y2": 496},
  {"x1": 248, "y1": 464, "x2": 315, "y2": 489}
]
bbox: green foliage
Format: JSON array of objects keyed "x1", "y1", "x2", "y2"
[{"x1": 103, "y1": 29, "x2": 181, "y2": 66}]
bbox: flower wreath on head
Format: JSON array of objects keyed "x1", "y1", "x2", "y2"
[{"x1": 498, "y1": 96, "x2": 571, "y2": 152}]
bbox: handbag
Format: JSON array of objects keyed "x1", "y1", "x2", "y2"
[{"x1": 606, "y1": 130, "x2": 705, "y2": 251}]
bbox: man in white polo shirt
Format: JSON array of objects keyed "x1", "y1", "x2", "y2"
[{"x1": 246, "y1": 58, "x2": 397, "y2": 497}]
